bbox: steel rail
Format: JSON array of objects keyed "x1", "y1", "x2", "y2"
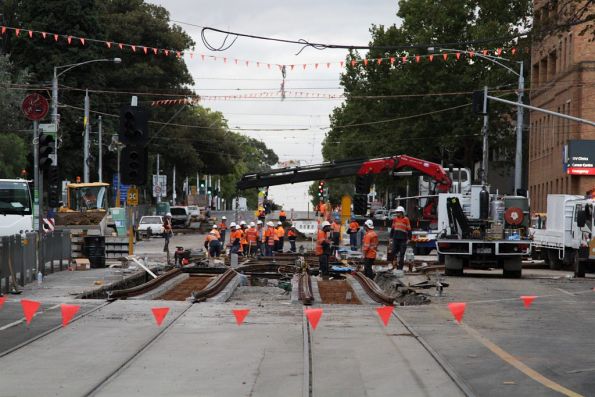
[
  {"x1": 351, "y1": 271, "x2": 395, "y2": 305},
  {"x1": 107, "y1": 268, "x2": 182, "y2": 300},
  {"x1": 191, "y1": 268, "x2": 238, "y2": 302},
  {"x1": 298, "y1": 272, "x2": 314, "y2": 305}
]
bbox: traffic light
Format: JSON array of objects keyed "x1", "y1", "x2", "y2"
[
  {"x1": 199, "y1": 182, "x2": 205, "y2": 194},
  {"x1": 353, "y1": 194, "x2": 367, "y2": 215},
  {"x1": 355, "y1": 175, "x2": 371, "y2": 194},
  {"x1": 472, "y1": 90, "x2": 488, "y2": 114},
  {"x1": 47, "y1": 165, "x2": 61, "y2": 208},
  {"x1": 119, "y1": 106, "x2": 150, "y2": 146},
  {"x1": 38, "y1": 132, "x2": 55, "y2": 170},
  {"x1": 318, "y1": 181, "x2": 325, "y2": 198},
  {"x1": 121, "y1": 145, "x2": 147, "y2": 185}
]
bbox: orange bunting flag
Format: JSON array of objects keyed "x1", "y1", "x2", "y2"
[
  {"x1": 443, "y1": 53, "x2": 448, "y2": 61},
  {"x1": 151, "y1": 307, "x2": 170, "y2": 326},
  {"x1": 1, "y1": 26, "x2": 6, "y2": 35},
  {"x1": 303, "y1": 64, "x2": 307, "y2": 70},
  {"x1": 376, "y1": 306, "x2": 394, "y2": 326},
  {"x1": 21, "y1": 299, "x2": 41, "y2": 325},
  {"x1": 118, "y1": 43, "x2": 123, "y2": 49},
  {"x1": 304, "y1": 308, "x2": 323, "y2": 330},
  {"x1": 511, "y1": 47, "x2": 517, "y2": 55},
  {"x1": 54, "y1": 34, "x2": 59, "y2": 41},
  {"x1": 456, "y1": 52, "x2": 461, "y2": 60},
  {"x1": 363, "y1": 59, "x2": 369, "y2": 66},
  {"x1": 402, "y1": 55, "x2": 407, "y2": 63},
  {"x1": 326, "y1": 62, "x2": 331, "y2": 68},
  {"x1": 496, "y1": 48, "x2": 502, "y2": 56},
  {"x1": 15, "y1": 28, "x2": 20, "y2": 36},
  {"x1": 469, "y1": 51, "x2": 475, "y2": 58},
  {"x1": 131, "y1": 45, "x2": 136, "y2": 52},
  {"x1": 28, "y1": 30, "x2": 33, "y2": 38},
  {"x1": 340, "y1": 61, "x2": 344, "y2": 67},
  {"x1": 79, "y1": 38, "x2": 85, "y2": 45},
  {"x1": 482, "y1": 49, "x2": 488, "y2": 56},
  {"x1": 350, "y1": 59, "x2": 356, "y2": 67},
  {"x1": 143, "y1": 46, "x2": 147, "y2": 54},
  {"x1": 61, "y1": 304, "x2": 80, "y2": 327},
  {"x1": 164, "y1": 49, "x2": 169, "y2": 56},
  {"x1": 232, "y1": 309, "x2": 250, "y2": 326},
  {"x1": 106, "y1": 41, "x2": 111, "y2": 48},
  {"x1": 448, "y1": 302, "x2": 466, "y2": 323},
  {"x1": 67, "y1": 36, "x2": 72, "y2": 44},
  {"x1": 376, "y1": 58, "x2": 382, "y2": 65},
  {"x1": 428, "y1": 54, "x2": 434, "y2": 62},
  {"x1": 415, "y1": 55, "x2": 421, "y2": 63},
  {"x1": 390, "y1": 57, "x2": 395, "y2": 65},
  {"x1": 41, "y1": 31, "x2": 47, "y2": 39}
]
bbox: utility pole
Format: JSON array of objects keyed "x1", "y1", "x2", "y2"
[
  {"x1": 98, "y1": 116, "x2": 103, "y2": 183},
  {"x1": 51, "y1": 69, "x2": 59, "y2": 167},
  {"x1": 514, "y1": 62, "x2": 524, "y2": 194},
  {"x1": 116, "y1": 141, "x2": 121, "y2": 207},
  {"x1": 156, "y1": 153, "x2": 161, "y2": 203},
  {"x1": 83, "y1": 89, "x2": 90, "y2": 183},
  {"x1": 173, "y1": 166, "x2": 176, "y2": 205},
  {"x1": 482, "y1": 85, "x2": 489, "y2": 185},
  {"x1": 33, "y1": 121, "x2": 40, "y2": 232}
]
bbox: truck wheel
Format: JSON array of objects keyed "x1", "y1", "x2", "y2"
[
  {"x1": 574, "y1": 257, "x2": 586, "y2": 278},
  {"x1": 444, "y1": 256, "x2": 463, "y2": 277},
  {"x1": 547, "y1": 250, "x2": 563, "y2": 270}
]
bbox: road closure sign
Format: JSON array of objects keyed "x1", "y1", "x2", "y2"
[{"x1": 22, "y1": 93, "x2": 49, "y2": 121}]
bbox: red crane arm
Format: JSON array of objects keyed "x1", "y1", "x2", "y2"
[{"x1": 356, "y1": 155, "x2": 452, "y2": 192}]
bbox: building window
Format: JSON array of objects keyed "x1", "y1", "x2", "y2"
[
  {"x1": 548, "y1": 50, "x2": 557, "y2": 80},
  {"x1": 539, "y1": 56, "x2": 548, "y2": 84},
  {"x1": 562, "y1": 37, "x2": 567, "y2": 70},
  {"x1": 532, "y1": 62, "x2": 540, "y2": 87}
]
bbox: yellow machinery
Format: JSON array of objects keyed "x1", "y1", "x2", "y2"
[{"x1": 55, "y1": 182, "x2": 110, "y2": 228}]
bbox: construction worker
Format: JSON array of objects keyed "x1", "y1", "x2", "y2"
[
  {"x1": 348, "y1": 218, "x2": 360, "y2": 251},
  {"x1": 210, "y1": 224, "x2": 221, "y2": 240},
  {"x1": 287, "y1": 225, "x2": 298, "y2": 253},
  {"x1": 257, "y1": 208, "x2": 266, "y2": 223},
  {"x1": 390, "y1": 206, "x2": 411, "y2": 270},
  {"x1": 206, "y1": 230, "x2": 222, "y2": 257},
  {"x1": 279, "y1": 209, "x2": 287, "y2": 223},
  {"x1": 264, "y1": 221, "x2": 277, "y2": 256},
  {"x1": 218, "y1": 216, "x2": 228, "y2": 242},
  {"x1": 239, "y1": 221, "x2": 248, "y2": 255},
  {"x1": 163, "y1": 212, "x2": 173, "y2": 254},
  {"x1": 362, "y1": 219, "x2": 379, "y2": 279},
  {"x1": 316, "y1": 221, "x2": 332, "y2": 277},
  {"x1": 229, "y1": 222, "x2": 242, "y2": 255},
  {"x1": 330, "y1": 217, "x2": 341, "y2": 254},
  {"x1": 256, "y1": 220, "x2": 265, "y2": 255},
  {"x1": 246, "y1": 222, "x2": 259, "y2": 255},
  {"x1": 276, "y1": 221, "x2": 285, "y2": 252}
]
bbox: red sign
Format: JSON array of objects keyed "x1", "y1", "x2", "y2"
[
  {"x1": 567, "y1": 168, "x2": 595, "y2": 175},
  {"x1": 21, "y1": 93, "x2": 49, "y2": 121}
]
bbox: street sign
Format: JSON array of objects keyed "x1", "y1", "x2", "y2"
[
  {"x1": 152, "y1": 174, "x2": 167, "y2": 197},
  {"x1": 21, "y1": 93, "x2": 49, "y2": 121},
  {"x1": 127, "y1": 187, "x2": 139, "y2": 206}
]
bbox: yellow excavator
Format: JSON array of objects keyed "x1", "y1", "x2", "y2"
[{"x1": 54, "y1": 182, "x2": 110, "y2": 232}]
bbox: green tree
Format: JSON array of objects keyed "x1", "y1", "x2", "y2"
[{"x1": 321, "y1": 0, "x2": 532, "y2": 201}]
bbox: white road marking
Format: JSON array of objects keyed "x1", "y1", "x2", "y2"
[{"x1": 0, "y1": 303, "x2": 61, "y2": 331}]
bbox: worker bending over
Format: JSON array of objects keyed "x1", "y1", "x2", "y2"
[{"x1": 362, "y1": 219, "x2": 379, "y2": 279}]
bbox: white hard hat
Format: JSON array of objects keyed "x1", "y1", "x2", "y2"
[
  {"x1": 166, "y1": 212, "x2": 172, "y2": 217},
  {"x1": 230, "y1": 222, "x2": 237, "y2": 228},
  {"x1": 212, "y1": 224, "x2": 218, "y2": 229},
  {"x1": 365, "y1": 219, "x2": 374, "y2": 229},
  {"x1": 321, "y1": 221, "x2": 331, "y2": 228},
  {"x1": 222, "y1": 216, "x2": 227, "y2": 220},
  {"x1": 257, "y1": 220, "x2": 263, "y2": 225},
  {"x1": 209, "y1": 231, "x2": 216, "y2": 235},
  {"x1": 267, "y1": 221, "x2": 274, "y2": 227},
  {"x1": 240, "y1": 220, "x2": 247, "y2": 226},
  {"x1": 277, "y1": 221, "x2": 282, "y2": 226},
  {"x1": 249, "y1": 222, "x2": 255, "y2": 227},
  {"x1": 396, "y1": 206, "x2": 405, "y2": 213}
]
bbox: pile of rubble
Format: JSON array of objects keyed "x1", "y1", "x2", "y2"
[{"x1": 373, "y1": 270, "x2": 448, "y2": 305}]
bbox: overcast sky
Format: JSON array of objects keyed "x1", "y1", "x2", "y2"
[{"x1": 147, "y1": 0, "x2": 400, "y2": 210}]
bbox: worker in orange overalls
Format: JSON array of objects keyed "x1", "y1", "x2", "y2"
[
  {"x1": 348, "y1": 218, "x2": 360, "y2": 251},
  {"x1": 239, "y1": 221, "x2": 248, "y2": 255},
  {"x1": 218, "y1": 216, "x2": 227, "y2": 242},
  {"x1": 390, "y1": 206, "x2": 411, "y2": 270},
  {"x1": 245, "y1": 222, "x2": 259, "y2": 256},
  {"x1": 287, "y1": 225, "x2": 298, "y2": 253},
  {"x1": 229, "y1": 223, "x2": 243, "y2": 255},
  {"x1": 264, "y1": 221, "x2": 277, "y2": 256},
  {"x1": 362, "y1": 219, "x2": 379, "y2": 279},
  {"x1": 205, "y1": 230, "x2": 222, "y2": 258},
  {"x1": 316, "y1": 221, "x2": 332, "y2": 277},
  {"x1": 276, "y1": 221, "x2": 285, "y2": 252},
  {"x1": 210, "y1": 224, "x2": 221, "y2": 240},
  {"x1": 279, "y1": 209, "x2": 287, "y2": 223},
  {"x1": 330, "y1": 217, "x2": 341, "y2": 254}
]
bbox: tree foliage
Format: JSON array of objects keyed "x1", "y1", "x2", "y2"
[
  {"x1": 320, "y1": 0, "x2": 532, "y2": 200},
  {"x1": 0, "y1": 0, "x2": 278, "y2": 202}
]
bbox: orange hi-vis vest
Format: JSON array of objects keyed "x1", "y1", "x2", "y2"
[
  {"x1": 363, "y1": 230, "x2": 379, "y2": 259},
  {"x1": 218, "y1": 222, "x2": 227, "y2": 231},
  {"x1": 231, "y1": 229, "x2": 243, "y2": 248},
  {"x1": 246, "y1": 228, "x2": 258, "y2": 244},
  {"x1": 332, "y1": 222, "x2": 341, "y2": 233},
  {"x1": 279, "y1": 210, "x2": 286, "y2": 217},
  {"x1": 211, "y1": 229, "x2": 221, "y2": 239},
  {"x1": 316, "y1": 229, "x2": 329, "y2": 255},
  {"x1": 391, "y1": 216, "x2": 411, "y2": 233},
  {"x1": 240, "y1": 229, "x2": 247, "y2": 245},
  {"x1": 287, "y1": 229, "x2": 297, "y2": 238},
  {"x1": 349, "y1": 221, "x2": 359, "y2": 233},
  {"x1": 276, "y1": 226, "x2": 285, "y2": 238},
  {"x1": 265, "y1": 227, "x2": 277, "y2": 246}
]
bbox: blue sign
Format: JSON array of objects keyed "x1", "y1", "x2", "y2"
[{"x1": 112, "y1": 175, "x2": 130, "y2": 203}]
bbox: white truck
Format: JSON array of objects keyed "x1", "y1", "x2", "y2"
[
  {"x1": 531, "y1": 194, "x2": 594, "y2": 277},
  {"x1": 0, "y1": 179, "x2": 34, "y2": 236},
  {"x1": 436, "y1": 186, "x2": 531, "y2": 278}
]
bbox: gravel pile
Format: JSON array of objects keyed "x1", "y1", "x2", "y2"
[{"x1": 229, "y1": 286, "x2": 289, "y2": 302}]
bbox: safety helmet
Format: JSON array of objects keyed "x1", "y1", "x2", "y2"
[
  {"x1": 240, "y1": 220, "x2": 247, "y2": 226},
  {"x1": 212, "y1": 224, "x2": 218, "y2": 229},
  {"x1": 166, "y1": 212, "x2": 172, "y2": 217},
  {"x1": 256, "y1": 220, "x2": 263, "y2": 225},
  {"x1": 267, "y1": 221, "x2": 274, "y2": 227},
  {"x1": 321, "y1": 221, "x2": 331, "y2": 228},
  {"x1": 209, "y1": 231, "x2": 216, "y2": 235},
  {"x1": 396, "y1": 206, "x2": 405, "y2": 213},
  {"x1": 249, "y1": 222, "x2": 256, "y2": 227},
  {"x1": 364, "y1": 219, "x2": 374, "y2": 229},
  {"x1": 230, "y1": 222, "x2": 237, "y2": 228},
  {"x1": 277, "y1": 221, "x2": 282, "y2": 226},
  {"x1": 222, "y1": 216, "x2": 227, "y2": 220}
]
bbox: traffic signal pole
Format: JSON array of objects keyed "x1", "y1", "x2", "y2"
[
  {"x1": 481, "y1": 85, "x2": 489, "y2": 185},
  {"x1": 83, "y1": 89, "x2": 90, "y2": 183}
]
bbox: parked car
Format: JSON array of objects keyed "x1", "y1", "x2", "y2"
[
  {"x1": 169, "y1": 206, "x2": 190, "y2": 228},
  {"x1": 388, "y1": 209, "x2": 399, "y2": 219},
  {"x1": 373, "y1": 209, "x2": 388, "y2": 221},
  {"x1": 137, "y1": 216, "x2": 164, "y2": 237}
]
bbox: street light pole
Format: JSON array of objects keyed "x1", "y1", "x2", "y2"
[
  {"x1": 98, "y1": 115, "x2": 103, "y2": 183},
  {"x1": 514, "y1": 61, "x2": 524, "y2": 194},
  {"x1": 83, "y1": 89, "x2": 90, "y2": 183},
  {"x1": 482, "y1": 85, "x2": 489, "y2": 185}
]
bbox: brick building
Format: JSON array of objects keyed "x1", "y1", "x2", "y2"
[{"x1": 528, "y1": 0, "x2": 595, "y2": 212}]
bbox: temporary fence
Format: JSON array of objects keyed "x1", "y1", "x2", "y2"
[{"x1": 0, "y1": 231, "x2": 71, "y2": 294}]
